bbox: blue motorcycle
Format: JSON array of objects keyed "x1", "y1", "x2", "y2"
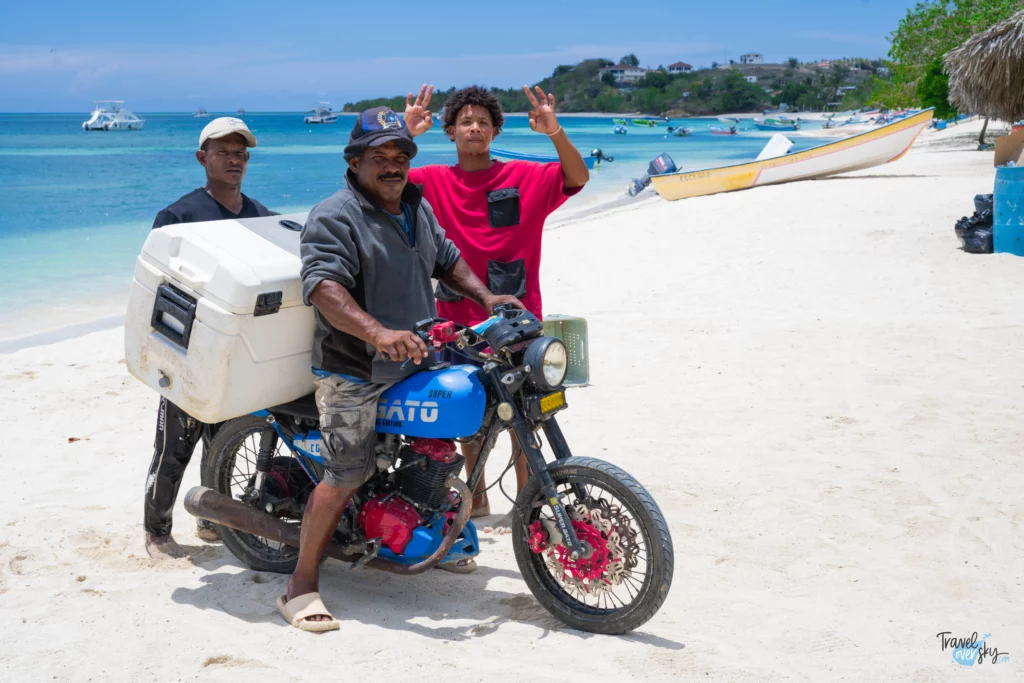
[{"x1": 186, "y1": 306, "x2": 673, "y2": 634}]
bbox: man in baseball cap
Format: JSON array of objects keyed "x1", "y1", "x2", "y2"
[
  {"x1": 142, "y1": 116, "x2": 275, "y2": 561},
  {"x1": 279, "y1": 107, "x2": 522, "y2": 630}
]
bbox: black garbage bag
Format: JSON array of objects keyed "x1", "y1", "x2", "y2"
[
  {"x1": 974, "y1": 194, "x2": 993, "y2": 214},
  {"x1": 954, "y1": 194, "x2": 994, "y2": 254}
]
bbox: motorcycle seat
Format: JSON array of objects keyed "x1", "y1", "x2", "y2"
[{"x1": 270, "y1": 394, "x2": 319, "y2": 422}]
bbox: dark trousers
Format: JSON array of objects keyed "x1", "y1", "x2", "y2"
[{"x1": 143, "y1": 398, "x2": 219, "y2": 536}]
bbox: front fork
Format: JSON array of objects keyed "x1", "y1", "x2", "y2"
[{"x1": 468, "y1": 368, "x2": 588, "y2": 560}]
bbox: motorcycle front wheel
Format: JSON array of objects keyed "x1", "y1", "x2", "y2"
[{"x1": 511, "y1": 456, "x2": 674, "y2": 634}]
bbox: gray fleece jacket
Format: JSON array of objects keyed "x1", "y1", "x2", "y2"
[{"x1": 300, "y1": 171, "x2": 461, "y2": 383}]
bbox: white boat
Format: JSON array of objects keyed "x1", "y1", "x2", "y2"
[
  {"x1": 82, "y1": 101, "x2": 144, "y2": 131},
  {"x1": 650, "y1": 109, "x2": 934, "y2": 201},
  {"x1": 304, "y1": 102, "x2": 338, "y2": 124},
  {"x1": 236, "y1": 108, "x2": 245, "y2": 116},
  {"x1": 194, "y1": 108, "x2": 210, "y2": 119}
]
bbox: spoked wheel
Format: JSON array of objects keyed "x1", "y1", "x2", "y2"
[
  {"x1": 511, "y1": 457, "x2": 673, "y2": 634},
  {"x1": 203, "y1": 415, "x2": 314, "y2": 573}
]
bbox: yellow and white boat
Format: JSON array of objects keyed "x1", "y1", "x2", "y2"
[{"x1": 650, "y1": 109, "x2": 934, "y2": 201}]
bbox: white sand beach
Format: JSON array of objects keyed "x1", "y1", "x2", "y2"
[{"x1": 1, "y1": 119, "x2": 1022, "y2": 682}]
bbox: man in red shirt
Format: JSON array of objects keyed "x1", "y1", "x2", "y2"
[{"x1": 404, "y1": 84, "x2": 589, "y2": 557}]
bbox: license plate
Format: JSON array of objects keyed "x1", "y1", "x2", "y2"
[{"x1": 539, "y1": 391, "x2": 566, "y2": 414}]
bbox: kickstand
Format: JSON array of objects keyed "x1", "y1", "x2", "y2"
[{"x1": 350, "y1": 538, "x2": 382, "y2": 571}]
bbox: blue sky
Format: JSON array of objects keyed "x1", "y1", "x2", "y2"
[{"x1": 0, "y1": 0, "x2": 919, "y2": 112}]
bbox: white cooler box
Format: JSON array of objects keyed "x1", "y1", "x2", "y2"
[{"x1": 124, "y1": 212, "x2": 316, "y2": 423}]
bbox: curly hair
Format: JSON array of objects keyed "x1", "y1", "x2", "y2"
[{"x1": 441, "y1": 85, "x2": 505, "y2": 134}]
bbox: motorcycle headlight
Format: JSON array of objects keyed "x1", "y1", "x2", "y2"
[{"x1": 525, "y1": 337, "x2": 568, "y2": 391}]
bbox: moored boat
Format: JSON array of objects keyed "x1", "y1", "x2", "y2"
[
  {"x1": 194, "y1": 108, "x2": 210, "y2": 119},
  {"x1": 649, "y1": 109, "x2": 934, "y2": 201},
  {"x1": 304, "y1": 102, "x2": 338, "y2": 124},
  {"x1": 612, "y1": 118, "x2": 628, "y2": 125},
  {"x1": 666, "y1": 126, "x2": 694, "y2": 137},
  {"x1": 82, "y1": 101, "x2": 145, "y2": 131},
  {"x1": 613, "y1": 125, "x2": 628, "y2": 134},
  {"x1": 490, "y1": 147, "x2": 608, "y2": 169},
  {"x1": 709, "y1": 124, "x2": 738, "y2": 135},
  {"x1": 632, "y1": 118, "x2": 658, "y2": 127},
  {"x1": 754, "y1": 117, "x2": 800, "y2": 131}
]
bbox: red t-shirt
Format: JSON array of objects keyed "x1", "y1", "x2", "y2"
[{"x1": 409, "y1": 160, "x2": 583, "y2": 325}]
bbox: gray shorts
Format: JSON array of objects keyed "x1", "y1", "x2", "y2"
[{"x1": 314, "y1": 375, "x2": 393, "y2": 489}]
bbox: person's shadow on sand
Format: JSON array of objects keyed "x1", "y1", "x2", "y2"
[{"x1": 170, "y1": 538, "x2": 684, "y2": 649}]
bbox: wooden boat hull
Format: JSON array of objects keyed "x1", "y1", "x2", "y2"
[
  {"x1": 754, "y1": 122, "x2": 799, "y2": 131},
  {"x1": 650, "y1": 109, "x2": 934, "y2": 201},
  {"x1": 490, "y1": 148, "x2": 599, "y2": 169}
]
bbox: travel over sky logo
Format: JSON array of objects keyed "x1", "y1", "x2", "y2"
[{"x1": 936, "y1": 632, "x2": 1011, "y2": 666}]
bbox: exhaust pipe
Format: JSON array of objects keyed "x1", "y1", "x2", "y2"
[{"x1": 183, "y1": 478, "x2": 472, "y2": 576}]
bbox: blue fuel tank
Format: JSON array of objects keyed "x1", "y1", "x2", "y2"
[{"x1": 375, "y1": 364, "x2": 487, "y2": 438}]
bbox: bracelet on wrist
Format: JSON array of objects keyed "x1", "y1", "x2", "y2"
[{"x1": 546, "y1": 125, "x2": 563, "y2": 137}]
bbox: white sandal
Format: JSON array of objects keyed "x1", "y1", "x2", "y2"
[{"x1": 276, "y1": 592, "x2": 340, "y2": 632}]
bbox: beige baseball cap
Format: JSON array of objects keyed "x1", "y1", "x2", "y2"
[{"x1": 198, "y1": 117, "x2": 257, "y2": 149}]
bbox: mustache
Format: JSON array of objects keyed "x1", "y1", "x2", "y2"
[{"x1": 377, "y1": 172, "x2": 405, "y2": 181}]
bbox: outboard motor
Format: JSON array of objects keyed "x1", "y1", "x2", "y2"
[
  {"x1": 591, "y1": 148, "x2": 615, "y2": 163},
  {"x1": 628, "y1": 153, "x2": 677, "y2": 197}
]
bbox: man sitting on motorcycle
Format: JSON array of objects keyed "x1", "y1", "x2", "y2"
[{"x1": 280, "y1": 107, "x2": 522, "y2": 632}]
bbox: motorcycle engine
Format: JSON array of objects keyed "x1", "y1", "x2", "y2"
[{"x1": 357, "y1": 438, "x2": 464, "y2": 555}]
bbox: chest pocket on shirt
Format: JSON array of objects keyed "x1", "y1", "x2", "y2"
[
  {"x1": 487, "y1": 188, "x2": 521, "y2": 228},
  {"x1": 487, "y1": 259, "x2": 527, "y2": 299}
]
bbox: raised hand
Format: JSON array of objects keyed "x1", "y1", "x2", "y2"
[
  {"x1": 404, "y1": 84, "x2": 434, "y2": 138},
  {"x1": 524, "y1": 85, "x2": 560, "y2": 135}
]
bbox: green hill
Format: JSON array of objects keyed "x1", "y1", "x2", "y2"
[{"x1": 344, "y1": 56, "x2": 890, "y2": 116}]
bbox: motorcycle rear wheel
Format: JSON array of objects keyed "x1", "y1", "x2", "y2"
[
  {"x1": 203, "y1": 414, "x2": 311, "y2": 573},
  {"x1": 511, "y1": 456, "x2": 673, "y2": 634}
]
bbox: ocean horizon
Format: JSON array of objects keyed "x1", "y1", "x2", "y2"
[{"x1": 0, "y1": 111, "x2": 826, "y2": 345}]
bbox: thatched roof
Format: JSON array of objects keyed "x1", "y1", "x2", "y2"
[{"x1": 946, "y1": 10, "x2": 1024, "y2": 122}]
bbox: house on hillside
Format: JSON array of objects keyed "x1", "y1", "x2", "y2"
[
  {"x1": 745, "y1": 76, "x2": 758, "y2": 84},
  {"x1": 596, "y1": 64, "x2": 649, "y2": 84},
  {"x1": 876, "y1": 66, "x2": 891, "y2": 77},
  {"x1": 668, "y1": 61, "x2": 693, "y2": 73},
  {"x1": 740, "y1": 53, "x2": 764, "y2": 65},
  {"x1": 819, "y1": 60, "x2": 833, "y2": 68}
]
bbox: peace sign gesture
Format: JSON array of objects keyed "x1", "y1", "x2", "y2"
[
  {"x1": 404, "y1": 84, "x2": 434, "y2": 138},
  {"x1": 524, "y1": 85, "x2": 560, "y2": 135}
]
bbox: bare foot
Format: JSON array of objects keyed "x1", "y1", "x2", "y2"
[
  {"x1": 195, "y1": 522, "x2": 219, "y2": 543},
  {"x1": 470, "y1": 499, "x2": 490, "y2": 519},
  {"x1": 145, "y1": 533, "x2": 190, "y2": 560},
  {"x1": 483, "y1": 511, "x2": 513, "y2": 535}
]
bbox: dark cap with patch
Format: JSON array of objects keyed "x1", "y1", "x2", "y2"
[{"x1": 344, "y1": 107, "x2": 418, "y2": 161}]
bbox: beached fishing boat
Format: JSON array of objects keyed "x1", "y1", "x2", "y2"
[
  {"x1": 632, "y1": 118, "x2": 658, "y2": 127},
  {"x1": 666, "y1": 126, "x2": 694, "y2": 137},
  {"x1": 649, "y1": 109, "x2": 934, "y2": 201},
  {"x1": 709, "y1": 125, "x2": 738, "y2": 135},
  {"x1": 82, "y1": 101, "x2": 144, "y2": 131},
  {"x1": 489, "y1": 148, "x2": 607, "y2": 169},
  {"x1": 754, "y1": 117, "x2": 800, "y2": 131},
  {"x1": 304, "y1": 103, "x2": 338, "y2": 124}
]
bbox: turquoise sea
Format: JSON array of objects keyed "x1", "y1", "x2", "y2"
[{"x1": 0, "y1": 111, "x2": 827, "y2": 342}]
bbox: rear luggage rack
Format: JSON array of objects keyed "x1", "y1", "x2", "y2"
[{"x1": 151, "y1": 284, "x2": 197, "y2": 350}]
